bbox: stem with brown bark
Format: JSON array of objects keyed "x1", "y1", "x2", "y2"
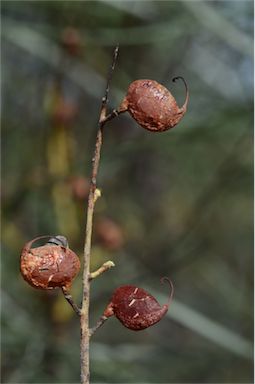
[{"x1": 80, "y1": 46, "x2": 119, "y2": 384}]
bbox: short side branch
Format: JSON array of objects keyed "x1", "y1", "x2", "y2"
[
  {"x1": 89, "y1": 261, "x2": 115, "y2": 280},
  {"x1": 89, "y1": 315, "x2": 108, "y2": 337},
  {"x1": 61, "y1": 286, "x2": 81, "y2": 316},
  {"x1": 100, "y1": 108, "x2": 125, "y2": 125}
]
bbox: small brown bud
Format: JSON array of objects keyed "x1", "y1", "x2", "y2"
[
  {"x1": 70, "y1": 176, "x2": 90, "y2": 200},
  {"x1": 61, "y1": 27, "x2": 81, "y2": 56},
  {"x1": 20, "y1": 235, "x2": 80, "y2": 290},
  {"x1": 103, "y1": 277, "x2": 174, "y2": 331},
  {"x1": 95, "y1": 217, "x2": 124, "y2": 251},
  {"x1": 119, "y1": 77, "x2": 189, "y2": 132},
  {"x1": 52, "y1": 98, "x2": 78, "y2": 125}
]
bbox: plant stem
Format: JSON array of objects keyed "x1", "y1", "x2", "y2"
[{"x1": 80, "y1": 46, "x2": 119, "y2": 384}]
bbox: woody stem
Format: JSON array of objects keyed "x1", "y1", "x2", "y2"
[{"x1": 80, "y1": 46, "x2": 119, "y2": 384}]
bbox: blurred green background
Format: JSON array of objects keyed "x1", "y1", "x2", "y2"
[{"x1": 1, "y1": 1, "x2": 253, "y2": 383}]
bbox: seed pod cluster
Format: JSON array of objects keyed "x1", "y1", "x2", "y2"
[
  {"x1": 20, "y1": 235, "x2": 80, "y2": 290},
  {"x1": 103, "y1": 277, "x2": 174, "y2": 331},
  {"x1": 119, "y1": 77, "x2": 189, "y2": 132}
]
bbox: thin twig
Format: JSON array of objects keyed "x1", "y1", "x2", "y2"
[
  {"x1": 61, "y1": 287, "x2": 81, "y2": 316},
  {"x1": 80, "y1": 45, "x2": 119, "y2": 384},
  {"x1": 89, "y1": 315, "x2": 108, "y2": 338}
]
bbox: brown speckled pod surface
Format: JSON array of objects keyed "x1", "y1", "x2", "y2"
[
  {"x1": 119, "y1": 77, "x2": 189, "y2": 132},
  {"x1": 20, "y1": 236, "x2": 80, "y2": 290},
  {"x1": 103, "y1": 278, "x2": 174, "y2": 331}
]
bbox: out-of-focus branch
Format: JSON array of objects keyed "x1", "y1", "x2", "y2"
[{"x1": 182, "y1": 0, "x2": 252, "y2": 56}]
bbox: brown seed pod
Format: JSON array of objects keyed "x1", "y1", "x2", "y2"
[
  {"x1": 119, "y1": 77, "x2": 189, "y2": 132},
  {"x1": 20, "y1": 235, "x2": 80, "y2": 290},
  {"x1": 103, "y1": 277, "x2": 174, "y2": 331}
]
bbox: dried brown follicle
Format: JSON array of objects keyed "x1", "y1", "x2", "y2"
[
  {"x1": 20, "y1": 235, "x2": 80, "y2": 290},
  {"x1": 119, "y1": 77, "x2": 189, "y2": 132},
  {"x1": 103, "y1": 277, "x2": 174, "y2": 331}
]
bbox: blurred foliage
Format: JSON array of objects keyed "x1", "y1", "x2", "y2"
[{"x1": 1, "y1": 1, "x2": 253, "y2": 383}]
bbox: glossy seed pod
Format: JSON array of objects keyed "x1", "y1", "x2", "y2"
[
  {"x1": 119, "y1": 77, "x2": 189, "y2": 132},
  {"x1": 20, "y1": 235, "x2": 80, "y2": 290},
  {"x1": 103, "y1": 277, "x2": 174, "y2": 331}
]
